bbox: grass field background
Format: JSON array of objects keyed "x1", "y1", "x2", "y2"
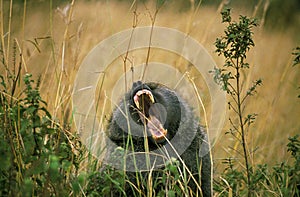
[{"x1": 1, "y1": 0, "x2": 299, "y2": 188}]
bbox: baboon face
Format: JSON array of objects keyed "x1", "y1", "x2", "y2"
[
  {"x1": 126, "y1": 81, "x2": 181, "y2": 144},
  {"x1": 129, "y1": 81, "x2": 167, "y2": 143}
]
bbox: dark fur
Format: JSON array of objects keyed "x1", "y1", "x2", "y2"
[{"x1": 105, "y1": 81, "x2": 212, "y2": 196}]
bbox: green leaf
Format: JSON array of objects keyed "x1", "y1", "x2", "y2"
[
  {"x1": 62, "y1": 160, "x2": 72, "y2": 171},
  {"x1": 221, "y1": 8, "x2": 231, "y2": 23},
  {"x1": 292, "y1": 46, "x2": 300, "y2": 66},
  {"x1": 156, "y1": 0, "x2": 166, "y2": 9},
  {"x1": 49, "y1": 155, "x2": 60, "y2": 182},
  {"x1": 168, "y1": 190, "x2": 176, "y2": 197}
]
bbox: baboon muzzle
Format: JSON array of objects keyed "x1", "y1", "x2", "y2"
[{"x1": 133, "y1": 88, "x2": 167, "y2": 143}]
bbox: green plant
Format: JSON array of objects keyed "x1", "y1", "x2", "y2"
[
  {"x1": 292, "y1": 46, "x2": 300, "y2": 98},
  {"x1": 86, "y1": 166, "x2": 127, "y2": 196},
  {"x1": 212, "y1": 9, "x2": 300, "y2": 197},
  {"x1": 0, "y1": 73, "x2": 84, "y2": 196},
  {"x1": 210, "y1": 8, "x2": 260, "y2": 197},
  {"x1": 292, "y1": 47, "x2": 300, "y2": 67},
  {"x1": 271, "y1": 135, "x2": 300, "y2": 196},
  {"x1": 155, "y1": 158, "x2": 182, "y2": 197},
  {"x1": 214, "y1": 134, "x2": 300, "y2": 196},
  {"x1": 85, "y1": 158, "x2": 185, "y2": 197}
]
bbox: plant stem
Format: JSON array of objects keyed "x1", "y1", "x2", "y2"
[{"x1": 235, "y1": 60, "x2": 252, "y2": 197}]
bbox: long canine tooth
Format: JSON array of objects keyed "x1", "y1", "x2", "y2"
[
  {"x1": 149, "y1": 94, "x2": 155, "y2": 103},
  {"x1": 133, "y1": 95, "x2": 140, "y2": 109},
  {"x1": 134, "y1": 100, "x2": 140, "y2": 109}
]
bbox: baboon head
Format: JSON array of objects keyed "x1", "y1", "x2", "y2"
[
  {"x1": 128, "y1": 81, "x2": 182, "y2": 144},
  {"x1": 107, "y1": 81, "x2": 184, "y2": 149}
]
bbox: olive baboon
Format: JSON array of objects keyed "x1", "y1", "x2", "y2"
[{"x1": 105, "y1": 81, "x2": 212, "y2": 196}]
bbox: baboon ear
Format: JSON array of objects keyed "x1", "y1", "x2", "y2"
[{"x1": 132, "y1": 81, "x2": 142, "y2": 90}]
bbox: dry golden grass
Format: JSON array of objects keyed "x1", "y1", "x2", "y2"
[{"x1": 1, "y1": 0, "x2": 299, "y2": 175}]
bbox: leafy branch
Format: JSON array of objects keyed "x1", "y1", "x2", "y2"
[{"x1": 210, "y1": 8, "x2": 260, "y2": 197}]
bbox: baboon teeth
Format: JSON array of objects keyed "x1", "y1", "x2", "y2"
[
  {"x1": 133, "y1": 89, "x2": 155, "y2": 110},
  {"x1": 134, "y1": 99, "x2": 140, "y2": 109},
  {"x1": 136, "y1": 89, "x2": 154, "y2": 103}
]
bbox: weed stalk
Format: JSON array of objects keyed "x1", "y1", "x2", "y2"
[{"x1": 211, "y1": 8, "x2": 260, "y2": 197}]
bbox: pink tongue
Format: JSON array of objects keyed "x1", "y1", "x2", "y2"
[{"x1": 147, "y1": 115, "x2": 167, "y2": 141}]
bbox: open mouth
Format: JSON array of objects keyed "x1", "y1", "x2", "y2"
[{"x1": 133, "y1": 89, "x2": 167, "y2": 143}]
